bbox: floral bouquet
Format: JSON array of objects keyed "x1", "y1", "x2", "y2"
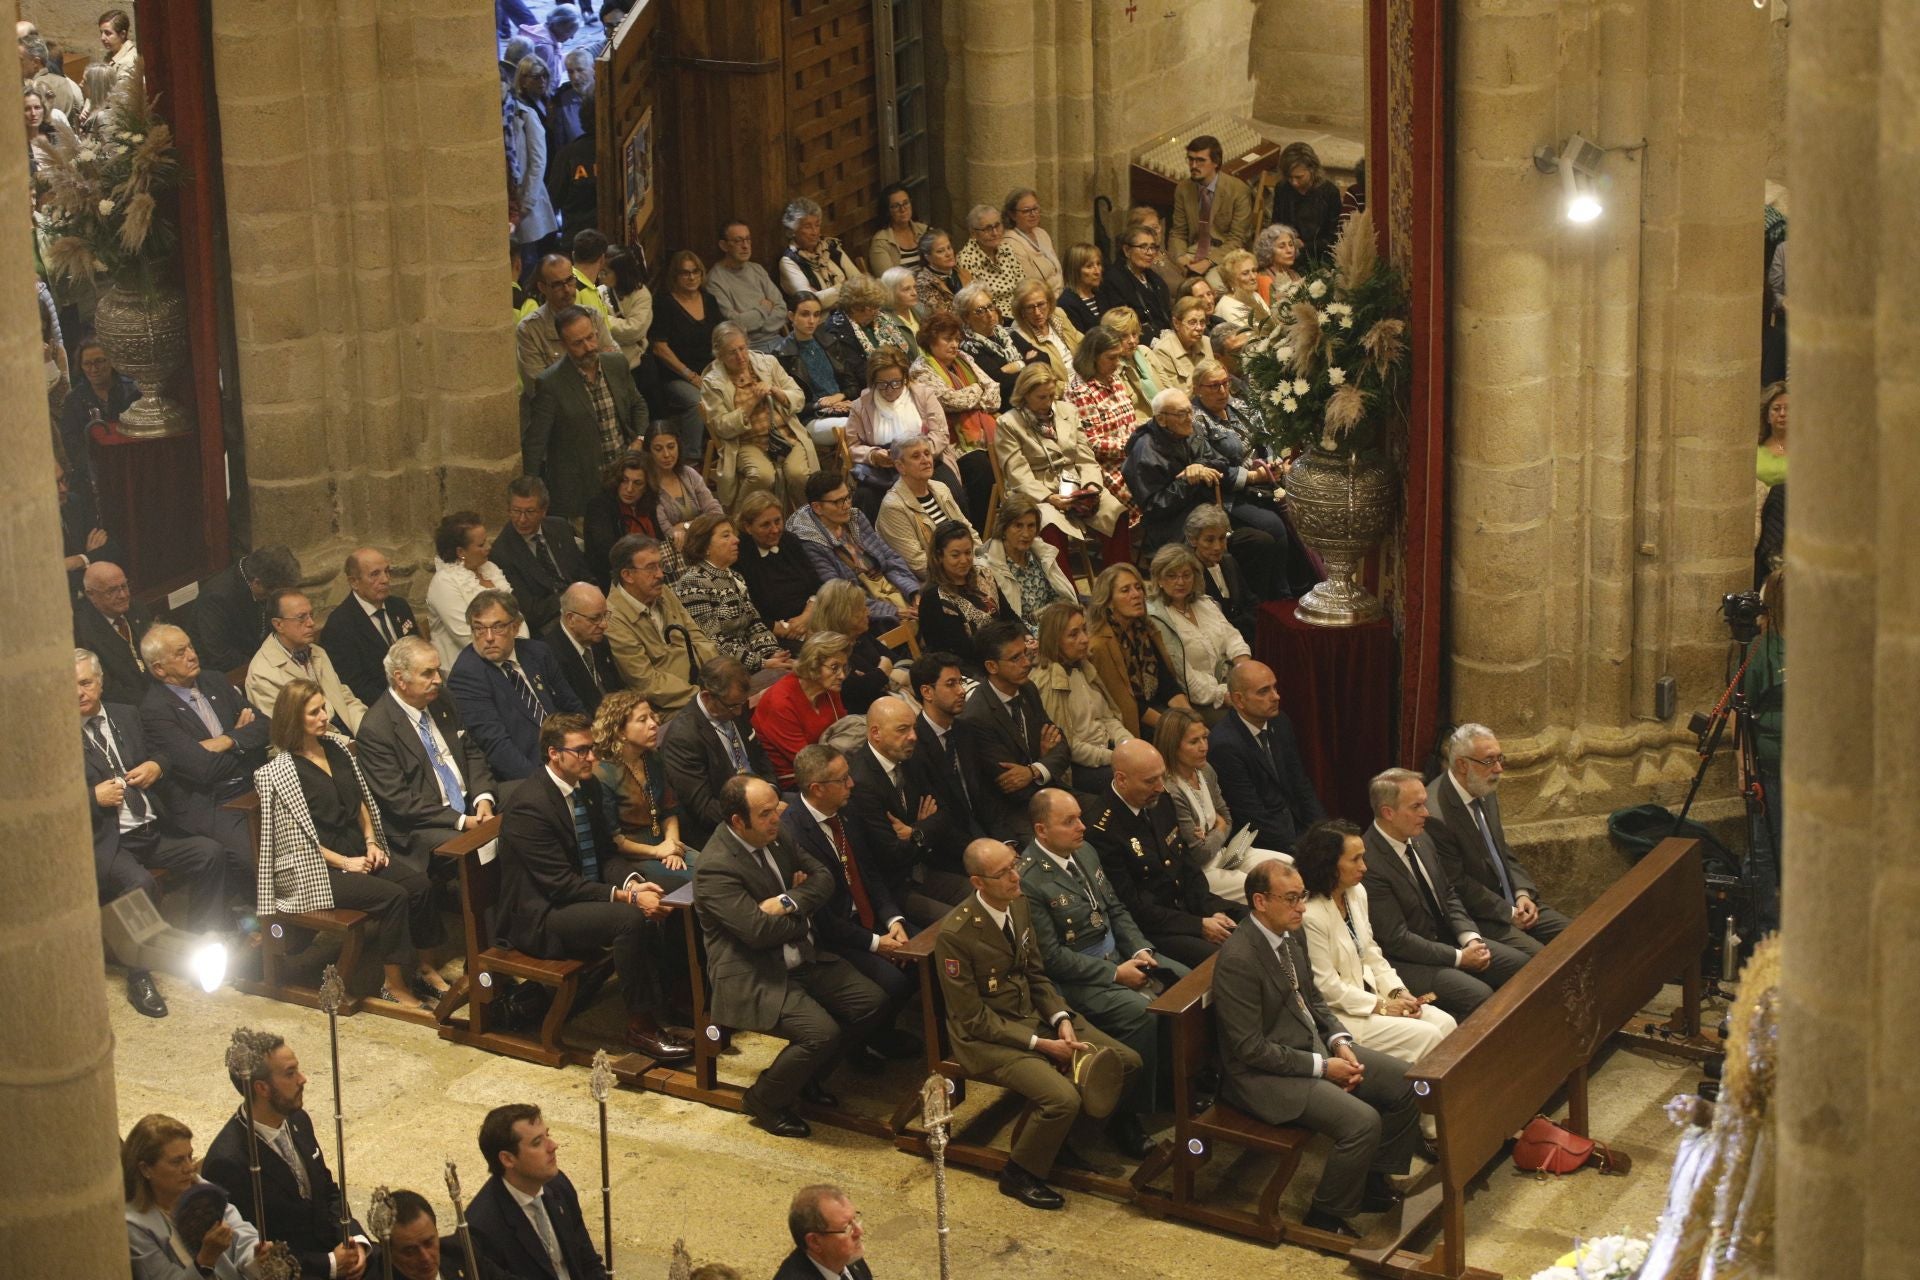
[
  {"x1": 1528, "y1": 1232, "x2": 1650, "y2": 1280},
  {"x1": 32, "y1": 71, "x2": 182, "y2": 290},
  {"x1": 1240, "y1": 212, "x2": 1410, "y2": 459}
]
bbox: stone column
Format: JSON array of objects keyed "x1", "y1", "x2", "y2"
[
  {"x1": 0, "y1": 4, "x2": 129, "y2": 1267},
  {"x1": 1777, "y1": 0, "x2": 1920, "y2": 1275},
  {"x1": 210, "y1": 0, "x2": 519, "y2": 604},
  {"x1": 1447, "y1": 0, "x2": 1768, "y2": 897},
  {"x1": 1249, "y1": 0, "x2": 1366, "y2": 133}
]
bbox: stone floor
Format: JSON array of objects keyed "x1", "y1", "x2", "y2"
[{"x1": 108, "y1": 971, "x2": 1719, "y2": 1280}]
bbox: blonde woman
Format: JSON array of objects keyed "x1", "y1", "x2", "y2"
[
  {"x1": 700, "y1": 321, "x2": 820, "y2": 510},
  {"x1": 1213, "y1": 249, "x2": 1272, "y2": 331},
  {"x1": 591, "y1": 689, "x2": 692, "y2": 887},
  {"x1": 1008, "y1": 279, "x2": 1082, "y2": 385},
  {"x1": 1146, "y1": 542, "x2": 1249, "y2": 720},
  {"x1": 999, "y1": 362, "x2": 1125, "y2": 545},
  {"x1": 1031, "y1": 599, "x2": 1131, "y2": 793},
  {"x1": 752, "y1": 631, "x2": 852, "y2": 787},
  {"x1": 809, "y1": 576, "x2": 896, "y2": 712},
  {"x1": 1085, "y1": 562, "x2": 1191, "y2": 736},
  {"x1": 1147, "y1": 295, "x2": 1217, "y2": 392},
  {"x1": 1097, "y1": 306, "x2": 1162, "y2": 422},
  {"x1": 1155, "y1": 706, "x2": 1251, "y2": 903}
]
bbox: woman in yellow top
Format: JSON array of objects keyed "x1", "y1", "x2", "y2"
[{"x1": 1756, "y1": 381, "x2": 1788, "y2": 487}]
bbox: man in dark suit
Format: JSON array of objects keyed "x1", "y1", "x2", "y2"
[
  {"x1": 494, "y1": 475, "x2": 593, "y2": 634},
  {"x1": 1361, "y1": 768, "x2": 1529, "y2": 1019},
  {"x1": 135, "y1": 623, "x2": 260, "y2": 892},
  {"x1": 78, "y1": 649, "x2": 228, "y2": 1018},
  {"x1": 845, "y1": 690, "x2": 974, "y2": 925},
  {"x1": 447, "y1": 590, "x2": 584, "y2": 782},
  {"x1": 1082, "y1": 740, "x2": 1242, "y2": 967},
  {"x1": 467, "y1": 1103, "x2": 608, "y2": 1280},
  {"x1": 73, "y1": 559, "x2": 155, "y2": 705},
  {"x1": 194, "y1": 544, "x2": 301, "y2": 675},
  {"x1": 317, "y1": 547, "x2": 422, "y2": 707},
  {"x1": 355, "y1": 636, "x2": 499, "y2": 876},
  {"x1": 774, "y1": 1184, "x2": 875, "y2": 1280},
  {"x1": 1425, "y1": 724, "x2": 1570, "y2": 954},
  {"x1": 204, "y1": 1031, "x2": 372, "y2": 1277},
  {"x1": 57, "y1": 456, "x2": 122, "y2": 598},
  {"x1": 1213, "y1": 858, "x2": 1420, "y2": 1238},
  {"x1": 657, "y1": 657, "x2": 773, "y2": 848},
  {"x1": 957, "y1": 622, "x2": 1071, "y2": 841},
  {"x1": 1209, "y1": 661, "x2": 1325, "y2": 852},
  {"x1": 495, "y1": 715, "x2": 691, "y2": 1059},
  {"x1": 524, "y1": 305, "x2": 646, "y2": 520},
  {"x1": 692, "y1": 775, "x2": 888, "y2": 1138},
  {"x1": 385, "y1": 1190, "x2": 472, "y2": 1280},
  {"x1": 779, "y1": 744, "x2": 922, "y2": 1067},
  {"x1": 538, "y1": 582, "x2": 624, "y2": 713}
]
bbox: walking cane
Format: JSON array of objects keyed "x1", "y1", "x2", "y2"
[
  {"x1": 319, "y1": 963, "x2": 353, "y2": 1238},
  {"x1": 921, "y1": 1074, "x2": 954, "y2": 1280},
  {"x1": 445, "y1": 1162, "x2": 484, "y2": 1280},
  {"x1": 367, "y1": 1185, "x2": 395, "y2": 1280},
  {"x1": 590, "y1": 1048, "x2": 617, "y2": 1278}
]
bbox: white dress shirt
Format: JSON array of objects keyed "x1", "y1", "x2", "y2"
[{"x1": 505, "y1": 1179, "x2": 573, "y2": 1280}]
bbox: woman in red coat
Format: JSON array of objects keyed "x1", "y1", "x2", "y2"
[{"x1": 751, "y1": 631, "x2": 852, "y2": 787}]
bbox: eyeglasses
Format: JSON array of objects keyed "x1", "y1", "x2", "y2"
[
  {"x1": 820, "y1": 661, "x2": 849, "y2": 676},
  {"x1": 976, "y1": 222, "x2": 1003, "y2": 232},
  {"x1": 1267, "y1": 891, "x2": 1308, "y2": 906},
  {"x1": 873, "y1": 378, "x2": 905, "y2": 391},
  {"x1": 552, "y1": 744, "x2": 594, "y2": 758},
  {"x1": 471, "y1": 621, "x2": 518, "y2": 637},
  {"x1": 819, "y1": 772, "x2": 853, "y2": 787},
  {"x1": 278, "y1": 612, "x2": 317, "y2": 625},
  {"x1": 817, "y1": 493, "x2": 853, "y2": 506},
  {"x1": 565, "y1": 610, "x2": 612, "y2": 625},
  {"x1": 888, "y1": 198, "x2": 912, "y2": 210},
  {"x1": 1159, "y1": 408, "x2": 1193, "y2": 420},
  {"x1": 816, "y1": 1214, "x2": 864, "y2": 1236},
  {"x1": 1014, "y1": 204, "x2": 1041, "y2": 215},
  {"x1": 1467, "y1": 753, "x2": 1507, "y2": 768}
]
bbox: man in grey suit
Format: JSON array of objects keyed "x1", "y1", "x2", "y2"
[
  {"x1": 692, "y1": 775, "x2": 888, "y2": 1140},
  {"x1": 1424, "y1": 724, "x2": 1571, "y2": 955},
  {"x1": 1213, "y1": 858, "x2": 1421, "y2": 1238},
  {"x1": 524, "y1": 304, "x2": 647, "y2": 519},
  {"x1": 354, "y1": 637, "x2": 499, "y2": 877},
  {"x1": 1361, "y1": 768, "x2": 1529, "y2": 1019}
]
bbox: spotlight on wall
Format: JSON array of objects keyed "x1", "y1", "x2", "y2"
[
  {"x1": 1533, "y1": 134, "x2": 1608, "y2": 225},
  {"x1": 101, "y1": 890, "x2": 230, "y2": 993}
]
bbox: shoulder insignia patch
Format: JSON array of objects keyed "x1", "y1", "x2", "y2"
[{"x1": 944, "y1": 958, "x2": 960, "y2": 977}]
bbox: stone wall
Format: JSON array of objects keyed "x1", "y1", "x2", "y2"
[
  {"x1": 21, "y1": 0, "x2": 120, "y2": 69},
  {"x1": 1248, "y1": 0, "x2": 1366, "y2": 134},
  {"x1": 1448, "y1": 0, "x2": 1770, "y2": 884},
  {"x1": 210, "y1": 0, "x2": 520, "y2": 608}
]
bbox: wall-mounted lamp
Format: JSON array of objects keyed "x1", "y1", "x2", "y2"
[{"x1": 1534, "y1": 134, "x2": 1608, "y2": 225}]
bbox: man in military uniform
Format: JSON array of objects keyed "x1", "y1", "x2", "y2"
[
  {"x1": 934, "y1": 838, "x2": 1144, "y2": 1211},
  {"x1": 1083, "y1": 740, "x2": 1244, "y2": 967},
  {"x1": 1018, "y1": 788, "x2": 1180, "y2": 1161}
]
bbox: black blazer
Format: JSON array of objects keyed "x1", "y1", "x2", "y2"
[
  {"x1": 1423, "y1": 774, "x2": 1541, "y2": 929},
  {"x1": 1360, "y1": 822, "x2": 1481, "y2": 971},
  {"x1": 1207, "y1": 710, "x2": 1324, "y2": 852},
  {"x1": 497, "y1": 766, "x2": 619, "y2": 954},
  {"x1": 74, "y1": 598, "x2": 155, "y2": 707},
  {"x1": 845, "y1": 737, "x2": 973, "y2": 893},
  {"x1": 493, "y1": 517, "x2": 592, "y2": 634},
  {"x1": 466, "y1": 1170, "x2": 606, "y2": 1280},
  {"x1": 317, "y1": 592, "x2": 422, "y2": 708},
  {"x1": 780, "y1": 798, "x2": 905, "y2": 957},
  {"x1": 194, "y1": 562, "x2": 269, "y2": 674},
  {"x1": 1201, "y1": 549, "x2": 1258, "y2": 638},
  {"x1": 898, "y1": 715, "x2": 989, "y2": 872},
  {"x1": 656, "y1": 696, "x2": 774, "y2": 848},
  {"x1": 1096, "y1": 265, "x2": 1172, "y2": 340},
  {"x1": 774, "y1": 1250, "x2": 873, "y2": 1280},
  {"x1": 538, "y1": 618, "x2": 624, "y2": 713},
  {"x1": 1082, "y1": 787, "x2": 1237, "y2": 944},
  {"x1": 956, "y1": 681, "x2": 1071, "y2": 841},
  {"x1": 138, "y1": 673, "x2": 268, "y2": 836},
  {"x1": 203, "y1": 1107, "x2": 363, "y2": 1278},
  {"x1": 354, "y1": 690, "x2": 499, "y2": 859},
  {"x1": 82, "y1": 703, "x2": 169, "y2": 874}
]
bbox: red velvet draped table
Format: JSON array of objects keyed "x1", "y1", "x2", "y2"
[{"x1": 1253, "y1": 600, "x2": 1397, "y2": 824}]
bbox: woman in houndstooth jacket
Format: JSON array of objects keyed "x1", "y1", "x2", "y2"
[{"x1": 254, "y1": 679, "x2": 447, "y2": 1008}]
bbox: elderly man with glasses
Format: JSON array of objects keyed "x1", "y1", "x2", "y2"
[
  {"x1": 1422, "y1": 725, "x2": 1570, "y2": 953},
  {"x1": 515, "y1": 253, "x2": 616, "y2": 388}
]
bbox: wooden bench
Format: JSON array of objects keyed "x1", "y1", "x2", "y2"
[
  {"x1": 889, "y1": 921, "x2": 1136, "y2": 1201},
  {"x1": 225, "y1": 791, "x2": 370, "y2": 1017}
]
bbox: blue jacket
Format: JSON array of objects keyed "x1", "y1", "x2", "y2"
[
  {"x1": 1207, "y1": 708, "x2": 1325, "y2": 852},
  {"x1": 446, "y1": 639, "x2": 583, "y2": 781},
  {"x1": 785, "y1": 503, "x2": 920, "y2": 625},
  {"x1": 137, "y1": 673, "x2": 268, "y2": 839}
]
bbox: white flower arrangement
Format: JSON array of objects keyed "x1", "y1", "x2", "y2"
[
  {"x1": 1528, "y1": 1233, "x2": 1649, "y2": 1280},
  {"x1": 1328, "y1": 367, "x2": 1346, "y2": 386},
  {"x1": 1307, "y1": 279, "x2": 1327, "y2": 298}
]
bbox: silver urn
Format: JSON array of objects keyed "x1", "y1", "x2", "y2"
[
  {"x1": 1286, "y1": 448, "x2": 1395, "y2": 626},
  {"x1": 92, "y1": 280, "x2": 191, "y2": 438}
]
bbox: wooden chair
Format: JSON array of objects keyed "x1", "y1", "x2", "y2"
[
  {"x1": 225, "y1": 792, "x2": 370, "y2": 1018},
  {"x1": 878, "y1": 617, "x2": 920, "y2": 658},
  {"x1": 834, "y1": 424, "x2": 854, "y2": 484},
  {"x1": 981, "y1": 434, "x2": 1007, "y2": 535}
]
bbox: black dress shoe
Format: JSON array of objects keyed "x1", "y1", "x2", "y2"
[
  {"x1": 799, "y1": 1080, "x2": 839, "y2": 1108},
  {"x1": 750, "y1": 1108, "x2": 813, "y2": 1139},
  {"x1": 126, "y1": 970, "x2": 168, "y2": 1018},
  {"x1": 627, "y1": 1019, "x2": 694, "y2": 1062},
  {"x1": 1302, "y1": 1208, "x2": 1360, "y2": 1238},
  {"x1": 1417, "y1": 1135, "x2": 1440, "y2": 1163},
  {"x1": 1360, "y1": 1172, "x2": 1403, "y2": 1213},
  {"x1": 997, "y1": 1162, "x2": 1065, "y2": 1210},
  {"x1": 1107, "y1": 1112, "x2": 1157, "y2": 1160}
]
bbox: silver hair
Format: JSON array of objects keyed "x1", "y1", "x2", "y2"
[
  {"x1": 1183, "y1": 503, "x2": 1231, "y2": 540},
  {"x1": 952, "y1": 282, "x2": 994, "y2": 316},
  {"x1": 781, "y1": 197, "x2": 823, "y2": 235},
  {"x1": 1444, "y1": 722, "x2": 1498, "y2": 767},
  {"x1": 138, "y1": 623, "x2": 189, "y2": 668},
  {"x1": 502, "y1": 36, "x2": 534, "y2": 65},
  {"x1": 74, "y1": 648, "x2": 103, "y2": 679},
  {"x1": 381, "y1": 635, "x2": 438, "y2": 682},
  {"x1": 545, "y1": 2, "x2": 583, "y2": 34},
  {"x1": 966, "y1": 203, "x2": 1000, "y2": 232},
  {"x1": 1151, "y1": 386, "x2": 1191, "y2": 415},
  {"x1": 894, "y1": 434, "x2": 934, "y2": 460},
  {"x1": 710, "y1": 320, "x2": 748, "y2": 356},
  {"x1": 1367, "y1": 767, "x2": 1425, "y2": 815},
  {"x1": 1253, "y1": 222, "x2": 1301, "y2": 267},
  {"x1": 563, "y1": 47, "x2": 594, "y2": 70},
  {"x1": 879, "y1": 265, "x2": 915, "y2": 297}
]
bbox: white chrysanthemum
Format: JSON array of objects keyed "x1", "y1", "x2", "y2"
[
  {"x1": 97, "y1": 198, "x2": 115, "y2": 216},
  {"x1": 1274, "y1": 344, "x2": 1294, "y2": 363},
  {"x1": 77, "y1": 148, "x2": 96, "y2": 162},
  {"x1": 1339, "y1": 316, "x2": 1354, "y2": 330},
  {"x1": 1281, "y1": 396, "x2": 1298, "y2": 413},
  {"x1": 127, "y1": 132, "x2": 144, "y2": 142},
  {"x1": 1328, "y1": 367, "x2": 1347, "y2": 385},
  {"x1": 1267, "y1": 388, "x2": 1286, "y2": 405},
  {"x1": 1307, "y1": 279, "x2": 1327, "y2": 298},
  {"x1": 1292, "y1": 377, "x2": 1309, "y2": 395}
]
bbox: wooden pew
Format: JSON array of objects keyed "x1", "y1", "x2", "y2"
[
  {"x1": 890, "y1": 921, "x2": 1136, "y2": 1201},
  {"x1": 226, "y1": 791, "x2": 370, "y2": 1016}
]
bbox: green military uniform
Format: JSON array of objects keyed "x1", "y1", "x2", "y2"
[
  {"x1": 934, "y1": 891, "x2": 1143, "y2": 1179},
  {"x1": 1018, "y1": 840, "x2": 1189, "y2": 1112}
]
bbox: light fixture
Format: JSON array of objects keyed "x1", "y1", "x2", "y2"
[
  {"x1": 101, "y1": 889, "x2": 230, "y2": 993},
  {"x1": 1533, "y1": 134, "x2": 1608, "y2": 225}
]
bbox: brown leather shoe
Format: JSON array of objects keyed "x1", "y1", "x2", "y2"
[{"x1": 627, "y1": 1016, "x2": 694, "y2": 1062}]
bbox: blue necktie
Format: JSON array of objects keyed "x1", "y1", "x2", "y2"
[
  {"x1": 416, "y1": 709, "x2": 467, "y2": 814},
  {"x1": 184, "y1": 688, "x2": 222, "y2": 737},
  {"x1": 719, "y1": 718, "x2": 752, "y2": 773},
  {"x1": 1470, "y1": 798, "x2": 1516, "y2": 905},
  {"x1": 504, "y1": 659, "x2": 545, "y2": 722},
  {"x1": 571, "y1": 790, "x2": 600, "y2": 882}
]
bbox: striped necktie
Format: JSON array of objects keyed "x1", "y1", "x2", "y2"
[
  {"x1": 503, "y1": 659, "x2": 545, "y2": 721},
  {"x1": 570, "y1": 790, "x2": 600, "y2": 882}
]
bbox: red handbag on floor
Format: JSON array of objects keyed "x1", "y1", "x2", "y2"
[{"x1": 1512, "y1": 1115, "x2": 1633, "y2": 1177}]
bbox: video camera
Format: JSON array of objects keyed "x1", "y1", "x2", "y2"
[{"x1": 1720, "y1": 590, "x2": 1766, "y2": 644}]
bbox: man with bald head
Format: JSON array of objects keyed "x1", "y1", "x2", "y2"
[
  {"x1": 1209, "y1": 660, "x2": 1325, "y2": 853},
  {"x1": 844, "y1": 694, "x2": 973, "y2": 924},
  {"x1": 1082, "y1": 739, "x2": 1243, "y2": 967},
  {"x1": 136, "y1": 624, "x2": 265, "y2": 884},
  {"x1": 320, "y1": 547, "x2": 422, "y2": 705},
  {"x1": 72, "y1": 560, "x2": 155, "y2": 705},
  {"x1": 539, "y1": 581, "x2": 624, "y2": 712}
]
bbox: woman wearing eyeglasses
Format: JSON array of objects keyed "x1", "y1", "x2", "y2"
[
  {"x1": 955, "y1": 203, "x2": 1027, "y2": 314},
  {"x1": 868, "y1": 182, "x2": 931, "y2": 276},
  {"x1": 591, "y1": 690, "x2": 693, "y2": 889},
  {"x1": 845, "y1": 345, "x2": 962, "y2": 521},
  {"x1": 751, "y1": 632, "x2": 852, "y2": 788},
  {"x1": 1002, "y1": 187, "x2": 1064, "y2": 298}
]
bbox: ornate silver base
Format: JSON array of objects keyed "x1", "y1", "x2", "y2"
[
  {"x1": 1294, "y1": 558, "x2": 1386, "y2": 627},
  {"x1": 116, "y1": 390, "x2": 190, "y2": 438},
  {"x1": 1286, "y1": 448, "x2": 1395, "y2": 629}
]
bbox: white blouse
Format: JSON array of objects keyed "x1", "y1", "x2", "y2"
[
  {"x1": 427, "y1": 559, "x2": 527, "y2": 667},
  {"x1": 1150, "y1": 596, "x2": 1251, "y2": 708}
]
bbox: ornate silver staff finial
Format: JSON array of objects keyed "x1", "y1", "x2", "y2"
[
  {"x1": 667, "y1": 1238, "x2": 693, "y2": 1280},
  {"x1": 225, "y1": 1026, "x2": 271, "y2": 1081},
  {"x1": 318, "y1": 963, "x2": 347, "y2": 1013},
  {"x1": 921, "y1": 1073, "x2": 954, "y2": 1280},
  {"x1": 367, "y1": 1186, "x2": 395, "y2": 1242},
  {"x1": 253, "y1": 1242, "x2": 298, "y2": 1280},
  {"x1": 590, "y1": 1048, "x2": 615, "y2": 1102},
  {"x1": 444, "y1": 1161, "x2": 463, "y2": 1204}
]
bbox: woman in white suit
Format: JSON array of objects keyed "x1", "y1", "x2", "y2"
[{"x1": 1294, "y1": 819, "x2": 1458, "y2": 1062}]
